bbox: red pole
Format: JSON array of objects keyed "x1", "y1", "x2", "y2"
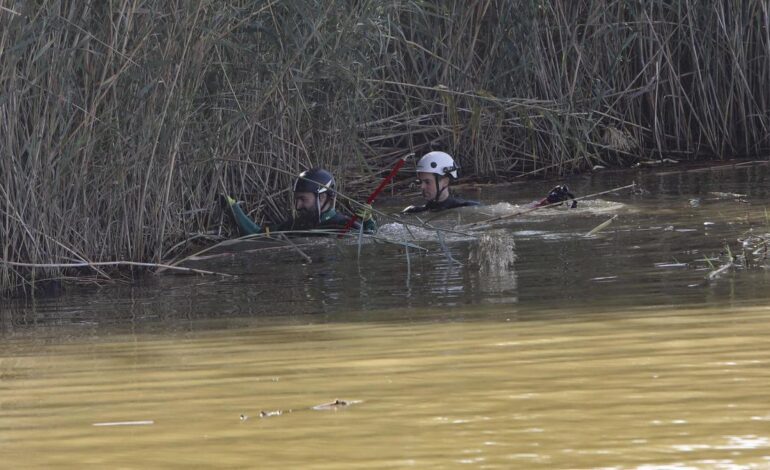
[{"x1": 338, "y1": 155, "x2": 409, "y2": 236}]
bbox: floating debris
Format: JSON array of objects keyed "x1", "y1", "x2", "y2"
[
  {"x1": 312, "y1": 399, "x2": 360, "y2": 410},
  {"x1": 259, "y1": 410, "x2": 286, "y2": 418},
  {"x1": 706, "y1": 261, "x2": 734, "y2": 281},
  {"x1": 240, "y1": 399, "x2": 361, "y2": 421},
  {"x1": 633, "y1": 158, "x2": 679, "y2": 167},
  {"x1": 93, "y1": 420, "x2": 154, "y2": 427},
  {"x1": 585, "y1": 215, "x2": 618, "y2": 237},
  {"x1": 709, "y1": 192, "x2": 747, "y2": 199},
  {"x1": 654, "y1": 262, "x2": 689, "y2": 268}
]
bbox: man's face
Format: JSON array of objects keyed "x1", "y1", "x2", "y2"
[
  {"x1": 417, "y1": 172, "x2": 448, "y2": 201},
  {"x1": 294, "y1": 191, "x2": 330, "y2": 220},
  {"x1": 294, "y1": 192, "x2": 317, "y2": 215}
]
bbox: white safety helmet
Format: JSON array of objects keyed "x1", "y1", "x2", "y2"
[{"x1": 416, "y1": 151, "x2": 459, "y2": 179}]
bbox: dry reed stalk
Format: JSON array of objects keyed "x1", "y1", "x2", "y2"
[
  {"x1": 0, "y1": 260, "x2": 234, "y2": 277},
  {"x1": 2, "y1": 1, "x2": 769, "y2": 295}
]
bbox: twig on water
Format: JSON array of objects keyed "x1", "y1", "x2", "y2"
[
  {"x1": 655, "y1": 160, "x2": 769, "y2": 177},
  {"x1": 164, "y1": 229, "x2": 429, "y2": 269},
  {"x1": 159, "y1": 231, "x2": 311, "y2": 270},
  {"x1": 706, "y1": 261, "x2": 734, "y2": 281},
  {"x1": 93, "y1": 420, "x2": 154, "y2": 427},
  {"x1": 585, "y1": 215, "x2": 618, "y2": 237},
  {"x1": 0, "y1": 260, "x2": 234, "y2": 277}
]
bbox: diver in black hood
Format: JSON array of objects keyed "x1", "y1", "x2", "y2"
[{"x1": 223, "y1": 168, "x2": 375, "y2": 236}]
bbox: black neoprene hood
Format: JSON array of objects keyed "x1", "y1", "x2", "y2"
[{"x1": 294, "y1": 168, "x2": 335, "y2": 194}]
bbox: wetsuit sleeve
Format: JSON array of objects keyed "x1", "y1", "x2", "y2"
[
  {"x1": 229, "y1": 203, "x2": 263, "y2": 235},
  {"x1": 441, "y1": 197, "x2": 480, "y2": 210}
]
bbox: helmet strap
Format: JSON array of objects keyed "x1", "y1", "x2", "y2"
[
  {"x1": 433, "y1": 174, "x2": 448, "y2": 202},
  {"x1": 316, "y1": 192, "x2": 334, "y2": 222}
]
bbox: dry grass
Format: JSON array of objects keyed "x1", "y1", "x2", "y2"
[{"x1": 1, "y1": 0, "x2": 769, "y2": 295}]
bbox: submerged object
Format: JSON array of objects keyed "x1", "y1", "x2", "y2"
[
  {"x1": 312, "y1": 399, "x2": 356, "y2": 410},
  {"x1": 536, "y1": 185, "x2": 578, "y2": 208},
  {"x1": 245, "y1": 399, "x2": 360, "y2": 421}
]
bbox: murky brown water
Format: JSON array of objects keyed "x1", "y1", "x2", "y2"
[{"x1": 3, "y1": 163, "x2": 770, "y2": 468}]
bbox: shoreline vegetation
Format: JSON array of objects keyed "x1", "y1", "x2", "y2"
[{"x1": 2, "y1": 1, "x2": 769, "y2": 296}]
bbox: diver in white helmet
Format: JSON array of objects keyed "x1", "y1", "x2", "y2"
[{"x1": 402, "y1": 151, "x2": 480, "y2": 214}]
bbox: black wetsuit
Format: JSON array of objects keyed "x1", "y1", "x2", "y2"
[{"x1": 402, "y1": 196, "x2": 480, "y2": 214}]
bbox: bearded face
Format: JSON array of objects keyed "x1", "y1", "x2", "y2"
[{"x1": 294, "y1": 192, "x2": 330, "y2": 224}]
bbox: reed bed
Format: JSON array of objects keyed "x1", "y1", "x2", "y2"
[{"x1": 1, "y1": 0, "x2": 769, "y2": 295}]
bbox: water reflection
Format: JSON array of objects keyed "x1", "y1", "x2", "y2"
[
  {"x1": 468, "y1": 232, "x2": 518, "y2": 303},
  {"x1": 5, "y1": 163, "x2": 770, "y2": 468},
  {"x1": 6, "y1": 163, "x2": 770, "y2": 331}
]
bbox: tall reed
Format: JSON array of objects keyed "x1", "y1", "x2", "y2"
[{"x1": 1, "y1": 0, "x2": 768, "y2": 295}]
